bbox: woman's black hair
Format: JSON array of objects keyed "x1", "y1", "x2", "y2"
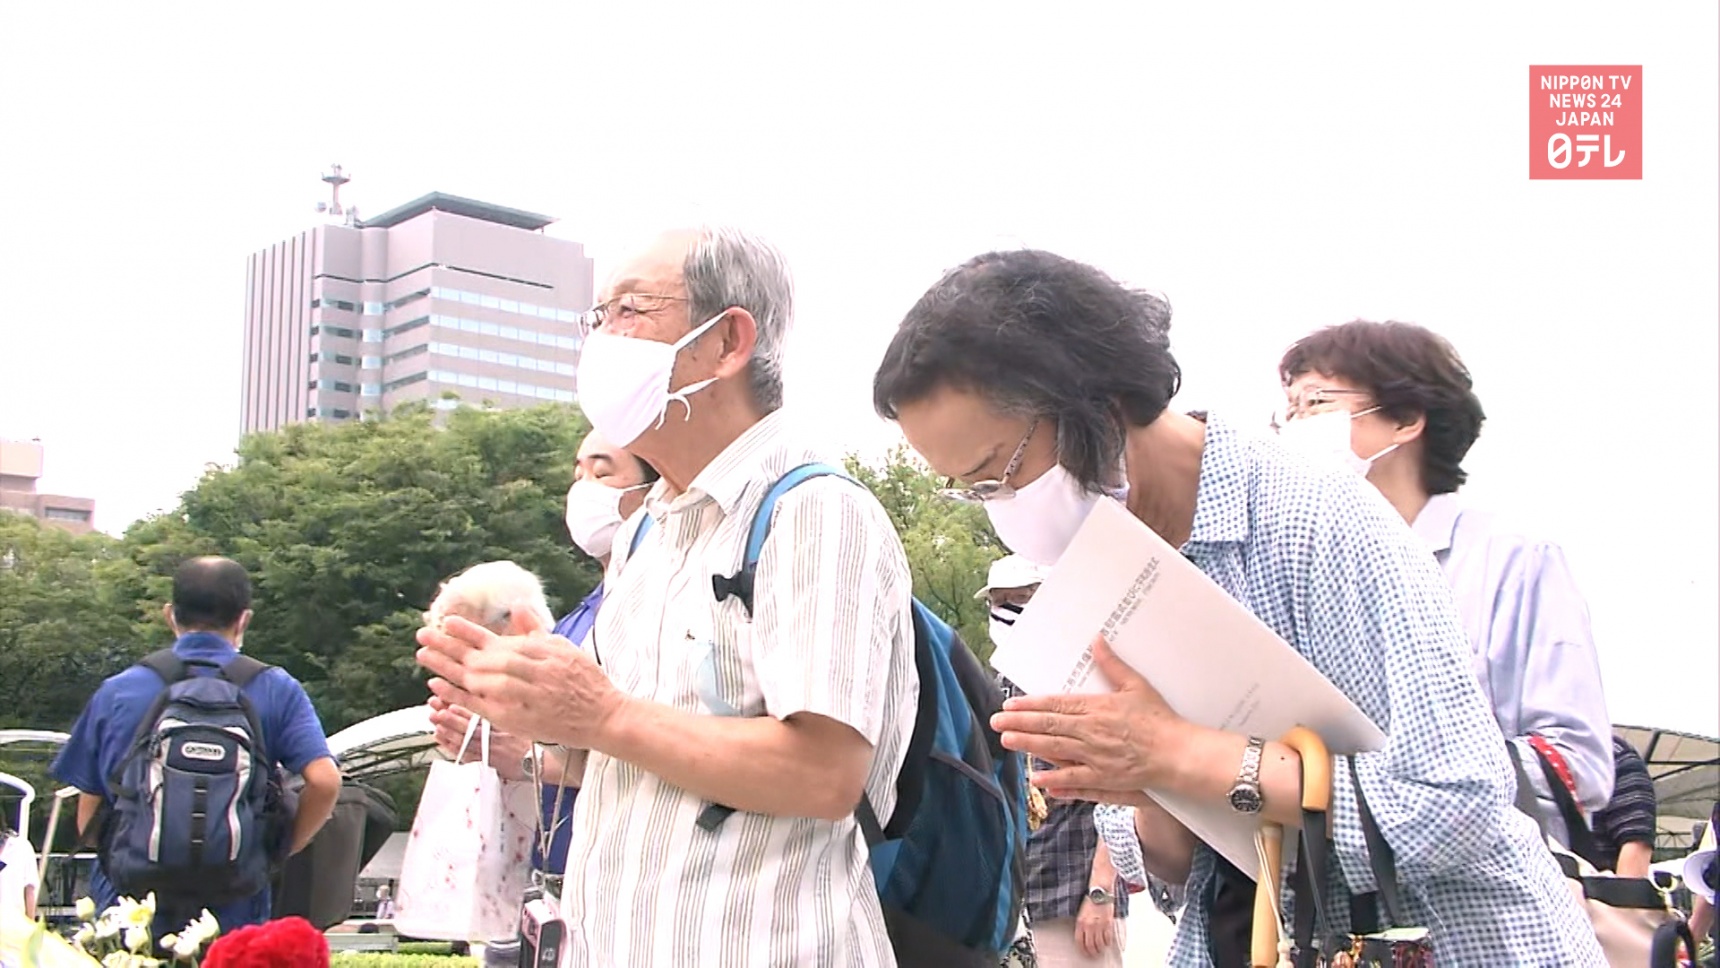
[{"x1": 873, "y1": 249, "x2": 1181, "y2": 489}]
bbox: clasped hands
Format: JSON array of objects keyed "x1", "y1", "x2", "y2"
[
  {"x1": 990, "y1": 636, "x2": 1203, "y2": 807},
  {"x1": 416, "y1": 610, "x2": 626, "y2": 755}
]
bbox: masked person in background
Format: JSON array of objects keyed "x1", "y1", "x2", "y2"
[
  {"x1": 425, "y1": 434, "x2": 654, "y2": 965},
  {"x1": 1276, "y1": 320, "x2": 1614, "y2": 855},
  {"x1": 552, "y1": 430, "x2": 661, "y2": 645},
  {"x1": 984, "y1": 555, "x2": 1130, "y2": 968},
  {"x1": 871, "y1": 248, "x2": 1602, "y2": 966}
]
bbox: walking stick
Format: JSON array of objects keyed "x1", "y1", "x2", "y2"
[{"x1": 1252, "y1": 727, "x2": 1332, "y2": 968}]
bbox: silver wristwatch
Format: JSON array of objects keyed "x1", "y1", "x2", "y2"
[
  {"x1": 1085, "y1": 886, "x2": 1114, "y2": 906},
  {"x1": 1227, "y1": 736, "x2": 1266, "y2": 815}
]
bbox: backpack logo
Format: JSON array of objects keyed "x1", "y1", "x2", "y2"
[{"x1": 178, "y1": 742, "x2": 228, "y2": 762}]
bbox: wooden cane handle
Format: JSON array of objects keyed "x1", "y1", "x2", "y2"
[{"x1": 1280, "y1": 725, "x2": 1332, "y2": 813}]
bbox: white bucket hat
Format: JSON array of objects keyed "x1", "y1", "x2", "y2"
[{"x1": 975, "y1": 555, "x2": 1051, "y2": 600}]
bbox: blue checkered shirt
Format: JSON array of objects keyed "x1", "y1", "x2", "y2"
[{"x1": 1163, "y1": 414, "x2": 1602, "y2": 966}]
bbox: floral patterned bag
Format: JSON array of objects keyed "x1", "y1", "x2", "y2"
[{"x1": 395, "y1": 717, "x2": 538, "y2": 942}]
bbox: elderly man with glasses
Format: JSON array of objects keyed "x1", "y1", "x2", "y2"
[{"x1": 417, "y1": 226, "x2": 920, "y2": 968}]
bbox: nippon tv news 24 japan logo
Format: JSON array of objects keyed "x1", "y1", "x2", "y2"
[{"x1": 1529, "y1": 66, "x2": 1642, "y2": 180}]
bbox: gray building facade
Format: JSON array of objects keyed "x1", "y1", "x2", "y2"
[{"x1": 241, "y1": 192, "x2": 595, "y2": 435}]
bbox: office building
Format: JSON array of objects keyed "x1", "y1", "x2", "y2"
[
  {"x1": 241, "y1": 175, "x2": 595, "y2": 435},
  {"x1": 0, "y1": 439, "x2": 96, "y2": 534}
]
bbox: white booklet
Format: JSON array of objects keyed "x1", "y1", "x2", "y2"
[{"x1": 990, "y1": 498, "x2": 1387, "y2": 879}]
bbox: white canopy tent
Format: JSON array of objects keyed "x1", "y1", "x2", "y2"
[{"x1": 324, "y1": 705, "x2": 440, "y2": 780}]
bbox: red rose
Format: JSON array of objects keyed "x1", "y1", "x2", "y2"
[{"x1": 201, "y1": 917, "x2": 329, "y2": 968}]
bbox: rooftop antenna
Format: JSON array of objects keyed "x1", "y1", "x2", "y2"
[{"x1": 315, "y1": 164, "x2": 358, "y2": 225}]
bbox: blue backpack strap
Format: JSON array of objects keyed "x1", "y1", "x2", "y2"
[
  {"x1": 697, "y1": 463, "x2": 852, "y2": 832},
  {"x1": 712, "y1": 462, "x2": 849, "y2": 615},
  {"x1": 627, "y1": 512, "x2": 655, "y2": 557}
]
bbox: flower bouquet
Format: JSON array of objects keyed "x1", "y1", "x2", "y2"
[{"x1": 65, "y1": 894, "x2": 222, "y2": 967}]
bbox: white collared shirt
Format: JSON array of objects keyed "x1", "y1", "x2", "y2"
[
  {"x1": 561, "y1": 410, "x2": 918, "y2": 968},
  {"x1": 1411, "y1": 492, "x2": 1615, "y2": 838}
]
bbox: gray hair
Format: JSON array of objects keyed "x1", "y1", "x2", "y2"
[
  {"x1": 683, "y1": 225, "x2": 795, "y2": 413},
  {"x1": 424, "y1": 560, "x2": 555, "y2": 635}
]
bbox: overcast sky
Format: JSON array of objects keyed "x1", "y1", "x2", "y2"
[{"x1": 1, "y1": 3, "x2": 1715, "y2": 735}]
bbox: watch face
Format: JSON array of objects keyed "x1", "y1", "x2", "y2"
[{"x1": 1228, "y1": 786, "x2": 1263, "y2": 814}]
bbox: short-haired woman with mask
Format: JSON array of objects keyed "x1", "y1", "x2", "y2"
[{"x1": 871, "y1": 249, "x2": 1602, "y2": 966}]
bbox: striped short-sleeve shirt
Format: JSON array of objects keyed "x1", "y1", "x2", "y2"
[{"x1": 560, "y1": 410, "x2": 919, "y2": 968}]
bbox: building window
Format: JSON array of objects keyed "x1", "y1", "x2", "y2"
[
  {"x1": 429, "y1": 313, "x2": 579, "y2": 351},
  {"x1": 362, "y1": 301, "x2": 385, "y2": 316},
  {"x1": 429, "y1": 286, "x2": 579, "y2": 324},
  {"x1": 384, "y1": 315, "x2": 431, "y2": 339},
  {"x1": 385, "y1": 344, "x2": 429, "y2": 365},
  {"x1": 330, "y1": 409, "x2": 353, "y2": 419},
  {"x1": 311, "y1": 297, "x2": 359, "y2": 313},
  {"x1": 426, "y1": 369, "x2": 574, "y2": 403},
  {"x1": 331, "y1": 381, "x2": 355, "y2": 393},
  {"x1": 312, "y1": 325, "x2": 358, "y2": 339},
  {"x1": 43, "y1": 507, "x2": 90, "y2": 522},
  {"x1": 332, "y1": 354, "x2": 355, "y2": 365},
  {"x1": 384, "y1": 372, "x2": 429, "y2": 392},
  {"x1": 362, "y1": 384, "x2": 381, "y2": 397},
  {"x1": 385, "y1": 289, "x2": 430, "y2": 312},
  {"x1": 307, "y1": 407, "x2": 319, "y2": 418},
  {"x1": 361, "y1": 356, "x2": 382, "y2": 369},
  {"x1": 308, "y1": 352, "x2": 319, "y2": 363},
  {"x1": 362, "y1": 329, "x2": 383, "y2": 343}
]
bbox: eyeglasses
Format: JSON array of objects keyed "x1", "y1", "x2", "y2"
[
  {"x1": 938, "y1": 419, "x2": 1039, "y2": 504},
  {"x1": 575, "y1": 292, "x2": 688, "y2": 338},
  {"x1": 1270, "y1": 387, "x2": 1373, "y2": 432}
]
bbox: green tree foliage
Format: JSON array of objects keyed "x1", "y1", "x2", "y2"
[
  {"x1": 0, "y1": 516, "x2": 148, "y2": 731},
  {"x1": 119, "y1": 403, "x2": 603, "y2": 734},
  {"x1": 845, "y1": 446, "x2": 1006, "y2": 665}
]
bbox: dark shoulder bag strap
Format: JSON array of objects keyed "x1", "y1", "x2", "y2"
[{"x1": 1347, "y1": 756, "x2": 1406, "y2": 928}]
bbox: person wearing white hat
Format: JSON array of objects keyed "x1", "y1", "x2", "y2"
[
  {"x1": 979, "y1": 555, "x2": 1051, "y2": 646},
  {"x1": 984, "y1": 555, "x2": 1131, "y2": 967}
]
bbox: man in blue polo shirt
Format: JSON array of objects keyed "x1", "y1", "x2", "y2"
[{"x1": 51, "y1": 556, "x2": 341, "y2": 940}]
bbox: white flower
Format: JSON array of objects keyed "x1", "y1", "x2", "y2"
[
  {"x1": 73, "y1": 924, "x2": 96, "y2": 947},
  {"x1": 114, "y1": 896, "x2": 154, "y2": 930},
  {"x1": 169, "y1": 924, "x2": 207, "y2": 960},
  {"x1": 123, "y1": 925, "x2": 150, "y2": 954},
  {"x1": 184, "y1": 909, "x2": 220, "y2": 946},
  {"x1": 95, "y1": 915, "x2": 121, "y2": 939},
  {"x1": 76, "y1": 896, "x2": 98, "y2": 921}
]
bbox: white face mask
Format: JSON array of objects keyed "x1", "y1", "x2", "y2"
[
  {"x1": 576, "y1": 311, "x2": 726, "y2": 447},
  {"x1": 983, "y1": 464, "x2": 1117, "y2": 567},
  {"x1": 564, "y1": 478, "x2": 648, "y2": 559},
  {"x1": 989, "y1": 602, "x2": 1024, "y2": 649},
  {"x1": 1276, "y1": 408, "x2": 1398, "y2": 477}
]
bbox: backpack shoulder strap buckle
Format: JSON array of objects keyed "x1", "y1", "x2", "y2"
[{"x1": 710, "y1": 462, "x2": 852, "y2": 616}]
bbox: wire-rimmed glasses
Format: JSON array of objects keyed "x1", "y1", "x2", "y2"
[{"x1": 937, "y1": 419, "x2": 1039, "y2": 503}]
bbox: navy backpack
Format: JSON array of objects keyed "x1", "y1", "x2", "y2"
[
  {"x1": 628, "y1": 462, "x2": 1030, "y2": 965},
  {"x1": 101, "y1": 650, "x2": 288, "y2": 906}
]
